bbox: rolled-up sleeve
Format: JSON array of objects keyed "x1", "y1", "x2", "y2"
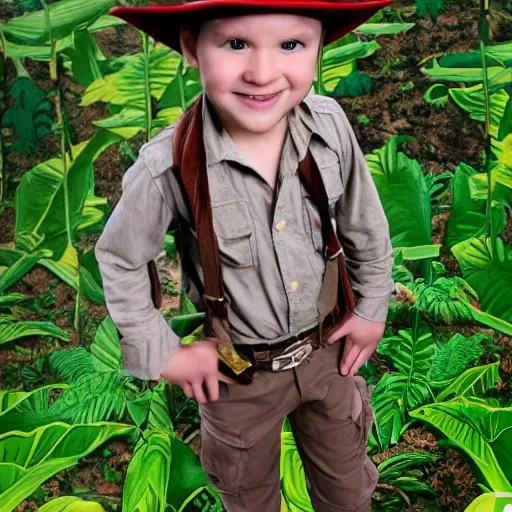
[
  {"x1": 333, "y1": 109, "x2": 394, "y2": 323},
  {"x1": 95, "y1": 156, "x2": 180, "y2": 380}
]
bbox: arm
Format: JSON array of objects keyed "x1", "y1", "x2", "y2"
[
  {"x1": 334, "y1": 108, "x2": 394, "y2": 323},
  {"x1": 325, "y1": 107, "x2": 394, "y2": 375},
  {"x1": 95, "y1": 157, "x2": 179, "y2": 381}
]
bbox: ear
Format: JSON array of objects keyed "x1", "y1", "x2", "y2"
[{"x1": 179, "y1": 26, "x2": 199, "y2": 69}]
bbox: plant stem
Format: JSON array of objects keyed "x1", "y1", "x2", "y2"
[
  {"x1": 42, "y1": 0, "x2": 80, "y2": 331},
  {"x1": 0, "y1": 35, "x2": 6, "y2": 204},
  {"x1": 479, "y1": 0, "x2": 497, "y2": 259},
  {"x1": 142, "y1": 33, "x2": 152, "y2": 142}
]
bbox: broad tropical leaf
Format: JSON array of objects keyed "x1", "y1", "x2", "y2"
[
  {"x1": 15, "y1": 130, "x2": 121, "y2": 260},
  {"x1": 0, "y1": 0, "x2": 115, "y2": 46},
  {"x1": 367, "y1": 136, "x2": 432, "y2": 247},
  {"x1": 39, "y1": 496, "x2": 106, "y2": 511},
  {"x1": 0, "y1": 421, "x2": 135, "y2": 511},
  {"x1": 452, "y1": 236, "x2": 512, "y2": 322},
  {"x1": 0, "y1": 318, "x2": 70, "y2": 345},
  {"x1": 411, "y1": 398, "x2": 512, "y2": 492},
  {"x1": 464, "y1": 492, "x2": 512, "y2": 511},
  {"x1": 436, "y1": 363, "x2": 501, "y2": 402}
]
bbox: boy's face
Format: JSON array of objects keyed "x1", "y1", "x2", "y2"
[{"x1": 181, "y1": 13, "x2": 323, "y2": 139}]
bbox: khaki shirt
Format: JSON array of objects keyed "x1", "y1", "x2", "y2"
[{"x1": 95, "y1": 93, "x2": 394, "y2": 381}]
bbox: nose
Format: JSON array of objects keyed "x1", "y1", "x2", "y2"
[{"x1": 242, "y1": 50, "x2": 279, "y2": 86}]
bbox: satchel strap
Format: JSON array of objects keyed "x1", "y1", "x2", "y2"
[{"x1": 171, "y1": 95, "x2": 228, "y2": 319}]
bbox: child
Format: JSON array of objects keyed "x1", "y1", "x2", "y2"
[{"x1": 96, "y1": 1, "x2": 394, "y2": 510}]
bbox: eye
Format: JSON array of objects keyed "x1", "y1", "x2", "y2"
[
  {"x1": 282, "y1": 40, "x2": 301, "y2": 51},
  {"x1": 229, "y1": 38, "x2": 246, "y2": 50}
]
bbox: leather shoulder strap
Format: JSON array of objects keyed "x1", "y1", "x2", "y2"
[{"x1": 171, "y1": 96, "x2": 227, "y2": 317}]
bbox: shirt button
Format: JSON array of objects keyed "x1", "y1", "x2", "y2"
[
  {"x1": 276, "y1": 220, "x2": 287, "y2": 231},
  {"x1": 291, "y1": 281, "x2": 299, "y2": 291}
]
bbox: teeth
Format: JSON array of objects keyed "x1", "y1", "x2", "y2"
[{"x1": 247, "y1": 94, "x2": 276, "y2": 100}]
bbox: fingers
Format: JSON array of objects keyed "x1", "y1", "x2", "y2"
[
  {"x1": 182, "y1": 382, "x2": 194, "y2": 399},
  {"x1": 340, "y1": 337, "x2": 361, "y2": 376},
  {"x1": 327, "y1": 315, "x2": 353, "y2": 344},
  {"x1": 204, "y1": 376, "x2": 219, "y2": 402},
  {"x1": 348, "y1": 348, "x2": 371, "y2": 376},
  {"x1": 191, "y1": 381, "x2": 208, "y2": 404}
]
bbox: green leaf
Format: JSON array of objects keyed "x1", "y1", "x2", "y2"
[
  {"x1": 436, "y1": 363, "x2": 501, "y2": 401},
  {"x1": 15, "y1": 130, "x2": 121, "y2": 260},
  {"x1": 159, "y1": 61, "x2": 202, "y2": 110},
  {"x1": 0, "y1": 318, "x2": 70, "y2": 346},
  {"x1": 424, "y1": 84, "x2": 449, "y2": 108},
  {"x1": 394, "y1": 245, "x2": 441, "y2": 260},
  {"x1": 0, "y1": 384, "x2": 69, "y2": 417},
  {"x1": 1, "y1": 77, "x2": 54, "y2": 156},
  {"x1": 367, "y1": 136, "x2": 432, "y2": 247},
  {"x1": 166, "y1": 436, "x2": 209, "y2": 510},
  {"x1": 79, "y1": 248, "x2": 104, "y2": 305},
  {"x1": 464, "y1": 492, "x2": 512, "y2": 511},
  {"x1": 415, "y1": 0, "x2": 447, "y2": 21},
  {"x1": 81, "y1": 45, "x2": 181, "y2": 110},
  {"x1": 93, "y1": 108, "x2": 146, "y2": 139},
  {"x1": 421, "y1": 59, "x2": 512, "y2": 83},
  {"x1": 0, "y1": 293, "x2": 29, "y2": 308},
  {"x1": 0, "y1": 249, "x2": 52, "y2": 293},
  {"x1": 449, "y1": 86, "x2": 509, "y2": 139},
  {"x1": 171, "y1": 314, "x2": 206, "y2": 338},
  {"x1": 469, "y1": 307, "x2": 512, "y2": 336},
  {"x1": 452, "y1": 237, "x2": 512, "y2": 322},
  {"x1": 0, "y1": 371, "x2": 126, "y2": 434},
  {"x1": 76, "y1": 192, "x2": 111, "y2": 234},
  {"x1": 280, "y1": 431, "x2": 314, "y2": 511},
  {"x1": 321, "y1": 38, "x2": 380, "y2": 94},
  {"x1": 90, "y1": 317, "x2": 122, "y2": 373},
  {"x1": 412, "y1": 276, "x2": 476, "y2": 324},
  {"x1": 430, "y1": 333, "x2": 486, "y2": 382},
  {"x1": 332, "y1": 69, "x2": 372, "y2": 98},
  {"x1": 39, "y1": 496, "x2": 107, "y2": 511},
  {"x1": 357, "y1": 23, "x2": 416, "y2": 35},
  {"x1": 411, "y1": 398, "x2": 512, "y2": 492},
  {"x1": 123, "y1": 429, "x2": 171, "y2": 512},
  {"x1": 0, "y1": 421, "x2": 135, "y2": 511},
  {"x1": 0, "y1": 0, "x2": 115, "y2": 46},
  {"x1": 61, "y1": 29, "x2": 104, "y2": 87},
  {"x1": 445, "y1": 164, "x2": 506, "y2": 248}
]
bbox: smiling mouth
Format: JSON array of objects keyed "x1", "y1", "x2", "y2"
[{"x1": 236, "y1": 92, "x2": 280, "y2": 100}]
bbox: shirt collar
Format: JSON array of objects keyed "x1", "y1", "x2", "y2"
[{"x1": 202, "y1": 90, "x2": 328, "y2": 169}]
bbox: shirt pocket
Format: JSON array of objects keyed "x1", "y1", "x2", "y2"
[{"x1": 212, "y1": 200, "x2": 256, "y2": 268}]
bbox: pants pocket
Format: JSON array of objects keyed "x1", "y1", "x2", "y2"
[
  {"x1": 200, "y1": 420, "x2": 243, "y2": 496},
  {"x1": 353, "y1": 376, "x2": 374, "y2": 445}
]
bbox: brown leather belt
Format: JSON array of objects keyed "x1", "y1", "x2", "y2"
[{"x1": 233, "y1": 326, "x2": 321, "y2": 372}]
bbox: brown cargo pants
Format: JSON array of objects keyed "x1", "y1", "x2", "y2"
[{"x1": 198, "y1": 339, "x2": 378, "y2": 512}]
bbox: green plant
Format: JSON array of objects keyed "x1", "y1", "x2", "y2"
[{"x1": 1, "y1": 77, "x2": 55, "y2": 156}]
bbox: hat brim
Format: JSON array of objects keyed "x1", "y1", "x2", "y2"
[{"x1": 110, "y1": 0, "x2": 391, "y2": 53}]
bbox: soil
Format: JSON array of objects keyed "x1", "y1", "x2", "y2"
[{"x1": 1, "y1": 0, "x2": 511, "y2": 511}]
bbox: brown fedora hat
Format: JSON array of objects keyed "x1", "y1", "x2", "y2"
[{"x1": 110, "y1": 0, "x2": 392, "y2": 53}]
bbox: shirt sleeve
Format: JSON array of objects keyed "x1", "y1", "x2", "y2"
[
  {"x1": 95, "y1": 156, "x2": 180, "y2": 380},
  {"x1": 333, "y1": 108, "x2": 394, "y2": 323}
]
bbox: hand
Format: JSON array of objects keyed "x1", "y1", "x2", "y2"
[
  {"x1": 325, "y1": 313, "x2": 385, "y2": 376},
  {"x1": 159, "y1": 341, "x2": 234, "y2": 404}
]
